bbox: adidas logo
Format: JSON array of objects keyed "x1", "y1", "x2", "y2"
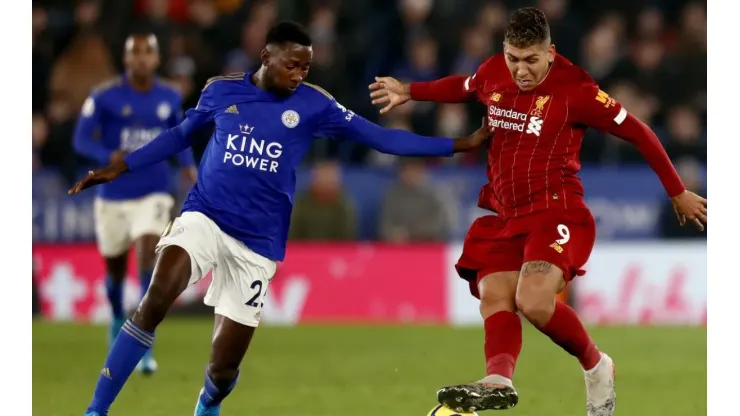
[
  {"x1": 101, "y1": 367, "x2": 112, "y2": 379},
  {"x1": 225, "y1": 105, "x2": 239, "y2": 114}
]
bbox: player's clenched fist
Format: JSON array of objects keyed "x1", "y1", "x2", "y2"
[
  {"x1": 671, "y1": 190, "x2": 707, "y2": 231},
  {"x1": 68, "y1": 160, "x2": 129, "y2": 195},
  {"x1": 368, "y1": 76, "x2": 410, "y2": 114}
]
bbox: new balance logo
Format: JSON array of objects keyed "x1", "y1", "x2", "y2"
[
  {"x1": 225, "y1": 105, "x2": 239, "y2": 114},
  {"x1": 526, "y1": 116, "x2": 543, "y2": 136}
]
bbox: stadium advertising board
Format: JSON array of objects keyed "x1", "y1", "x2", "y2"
[{"x1": 34, "y1": 242, "x2": 705, "y2": 326}]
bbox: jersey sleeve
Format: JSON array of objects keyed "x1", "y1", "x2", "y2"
[
  {"x1": 170, "y1": 95, "x2": 195, "y2": 167},
  {"x1": 183, "y1": 81, "x2": 219, "y2": 127},
  {"x1": 72, "y1": 93, "x2": 112, "y2": 164},
  {"x1": 571, "y1": 79, "x2": 628, "y2": 133},
  {"x1": 314, "y1": 99, "x2": 454, "y2": 157}
]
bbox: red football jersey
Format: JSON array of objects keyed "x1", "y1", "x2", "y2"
[{"x1": 464, "y1": 54, "x2": 628, "y2": 217}]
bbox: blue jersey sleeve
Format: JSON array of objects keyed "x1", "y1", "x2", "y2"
[
  {"x1": 170, "y1": 95, "x2": 196, "y2": 168},
  {"x1": 73, "y1": 94, "x2": 112, "y2": 164},
  {"x1": 184, "y1": 82, "x2": 218, "y2": 126},
  {"x1": 314, "y1": 99, "x2": 454, "y2": 157}
]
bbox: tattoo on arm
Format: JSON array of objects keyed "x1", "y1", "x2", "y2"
[{"x1": 520, "y1": 261, "x2": 553, "y2": 277}]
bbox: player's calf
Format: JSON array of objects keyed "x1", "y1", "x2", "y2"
[
  {"x1": 195, "y1": 316, "x2": 257, "y2": 415},
  {"x1": 437, "y1": 272, "x2": 521, "y2": 412},
  {"x1": 103, "y1": 255, "x2": 128, "y2": 346},
  {"x1": 516, "y1": 261, "x2": 602, "y2": 371},
  {"x1": 83, "y1": 245, "x2": 193, "y2": 415}
]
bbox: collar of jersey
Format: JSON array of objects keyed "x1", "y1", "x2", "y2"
[{"x1": 244, "y1": 72, "x2": 289, "y2": 102}]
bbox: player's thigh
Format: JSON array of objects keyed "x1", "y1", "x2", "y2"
[
  {"x1": 455, "y1": 215, "x2": 524, "y2": 299},
  {"x1": 204, "y1": 235, "x2": 277, "y2": 328},
  {"x1": 94, "y1": 197, "x2": 132, "y2": 258},
  {"x1": 520, "y1": 208, "x2": 596, "y2": 291},
  {"x1": 156, "y1": 211, "x2": 220, "y2": 288}
]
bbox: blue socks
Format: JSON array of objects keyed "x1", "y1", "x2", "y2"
[
  {"x1": 105, "y1": 277, "x2": 124, "y2": 320},
  {"x1": 199, "y1": 368, "x2": 240, "y2": 407},
  {"x1": 87, "y1": 319, "x2": 154, "y2": 414}
]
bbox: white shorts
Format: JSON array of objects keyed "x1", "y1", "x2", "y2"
[
  {"x1": 94, "y1": 193, "x2": 174, "y2": 257},
  {"x1": 155, "y1": 211, "x2": 277, "y2": 327}
]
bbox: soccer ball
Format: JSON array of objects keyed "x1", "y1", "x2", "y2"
[{"x1": 426, "y1": 404, "x2": 479, "y2": 416}]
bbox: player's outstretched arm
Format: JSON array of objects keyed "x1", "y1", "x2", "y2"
[
  {"x1": 369, "y1": 75, "x2": 474, "y2": 114},
  {"x1": 73, "y1": 96, "x2": 114, "y2": 164},
  {"x1": 317, "y1": 99, "x2": 490, "y2": 157},
  {"x1": 68, "y1": 117, "x2": 200, "y2": 195}
]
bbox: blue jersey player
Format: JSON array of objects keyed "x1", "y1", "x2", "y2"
[
  {"x1": 72, "y1": 33, "x2": 196, "y2": 376},
  {"x1": 69, "y1": 22, "x2": 490, "y2": 416}
]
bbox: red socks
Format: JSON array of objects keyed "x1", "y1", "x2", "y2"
[
  {"x1": 538, "y1": 301, "x2": 602, "y2": 371},
  {"x1": 484, "y1": 311, "x2": 523, "y2": 379}
]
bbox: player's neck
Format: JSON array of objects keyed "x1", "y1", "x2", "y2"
[
  {"x1": 127, "y1": 73, "x2": 155, "y2": 92},
  {"x1": 251, "y1": 68, "x2": 269, "y2": 91}
]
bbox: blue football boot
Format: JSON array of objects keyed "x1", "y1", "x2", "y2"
[{"x1": 193, "y1": 388, "x2": 221, "y2": 416}]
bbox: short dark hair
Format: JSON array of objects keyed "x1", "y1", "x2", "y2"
[
  {"x1": 505, "y1": 7, "x2": 550, "y2": 48},
  {"x1": 265, "y1": 21, "x2": 312, "y2": 47}
]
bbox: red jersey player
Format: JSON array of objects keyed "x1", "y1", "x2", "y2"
[{"x1": 369, "y1": 7, "x2": 707, "y2": 416}]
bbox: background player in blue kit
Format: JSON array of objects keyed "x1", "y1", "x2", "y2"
[
  {"x1": 72, "y1": 33, "x2": 197, "y2": 376},
  {"x1": 69, "y1": 22, "x2": 490, "y2": 416}
]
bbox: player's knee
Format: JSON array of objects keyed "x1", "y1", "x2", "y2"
[
  {"x1": 479, "y1": 293, "x2": 516, "y2": 319},
  {"x1": 478, "y1": 273, "x2": 518, "y2": 319},
  {"x1": 514, "y1": 293, "x2": 554, "y2": 326},
  {"x1": 515, "y1": 280, "x2": 558, "y2": 327},
  {"x1": 104, "y1": 254, "x2": 128, "y2": 281}
]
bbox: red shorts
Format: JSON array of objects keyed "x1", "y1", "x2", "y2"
[{"x1": 455, "y1": 208, "x2": 596, "y2": 298}]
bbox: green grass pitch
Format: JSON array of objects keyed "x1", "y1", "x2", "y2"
[{"x1": 33, "y1": 319, "x2": 706, "y2": 415}]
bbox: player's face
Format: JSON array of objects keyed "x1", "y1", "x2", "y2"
[
  {"x1": 503, "y1": 41, "x2": 555, "y2": 91},
  {"x1": 124, "y1": 35, "x2": 160, "y2": 78},
  {"x1": 263, "y1": 43, "x2": 312, "y2": 95}
]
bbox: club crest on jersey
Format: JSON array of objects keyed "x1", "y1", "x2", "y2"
[
  {"x1": 157, "y1": 102, "x2": 172, "y2": 120},
  {"x1": 490, "y1": 92, "x2": 502, "y2": 102},
  {"x1": 122, "y1": 105, "x2": 132, "y2": 117},
  {"x1": 281, "y1": 110, "x2": 300, "y2": 128},
  {"x1": 530, "y1": 95, "x2": 550, "y2": 117}
]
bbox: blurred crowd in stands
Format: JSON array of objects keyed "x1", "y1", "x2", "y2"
[{"x1": 32, "y1": 0, "x2": 706, "y2": 241}]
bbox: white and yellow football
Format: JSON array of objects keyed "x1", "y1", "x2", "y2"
[{"x1": 426, "y1": 404, "x2": 479, "y2": 416}]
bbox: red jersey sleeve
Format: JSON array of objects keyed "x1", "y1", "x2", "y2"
[
  {"x1": 408, "y1": 56, "x2": 497, "y2": 103},
  {"x1": 571, "y1": 79, "x2": 628, "y2": 133}
]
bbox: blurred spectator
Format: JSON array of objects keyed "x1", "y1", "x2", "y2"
[
  {"x1": 289, "y1": 161, "x2": 357, "y2": 241},
  {"x1": 379, "y1": 159, "x2": 449, "y2": 243},
  {"x1": 658, "y1": 157, "x2": 706, "y2": 239},
  {"x1": 664, "y1": 105, "x2": 707, "y2": 163},
  {"x1": 580, "y1": 24, "x2": 621, "y2": 84},
  {"x1": 49, "y1": 1, "x2": 116, "y2": 112}
]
